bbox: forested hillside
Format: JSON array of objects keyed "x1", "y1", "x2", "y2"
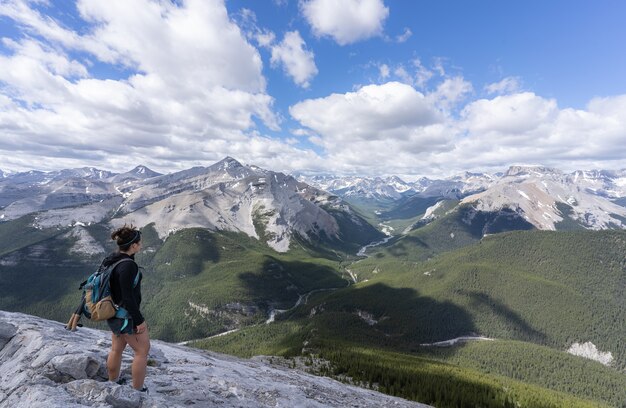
[
  {"x1": 1, "y1": 208, "x2": 625, "y2": 407},
  {"x1": 0, "y1": 218, "x2": 348, "y2": 342},
  {"x1": 198, "y1": 229, "x2": 626, "y2": 407}
]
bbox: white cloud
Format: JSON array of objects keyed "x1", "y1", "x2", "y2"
[
  {"x1": 379, "y1": 63, "x2": 390, "y2": 79},
  {"x1": 462, "y1": 92, "x2": 557, "y2": 135},
  {"x1": 485, "y1": 77, "x2": 521, "y2": 95},
  {"x1": 289, "y1": 81, "x2": 458, "y2": 174},
  {"x1": 376, "y1": 59, "x2": 434, "y2": 89},
  {"x1": 441, "y1": 92, "x2": 626, "y2": 172},
  {"x1": 270, "y1": 31, "x2": 318, "y2": 88},
  {"x1": 291, "y1": 82, "x2": 443, "y2": 142},
  {"x1": 412, "y1": 59, "x2": 434, "y2": 89},
  {"x1": 237, "y1": 9, "x2": 316, "y2": 88},
  {"x1": 0, "y1": 0, "x2": 317, "y2": 173},
  {"x1": 290, "y1": 81, "x2": 626, "y2": 176},
  {"x1": 395, "y1": 27, "x2": 412, "y2": 43},
  {"x1": 432, "y1": 57, "x2": 446, "y2": 76},
  {"x1": 393, "y1": 66, "x2": 412, "y2": 85},
  {"x1": 1, "y1": 1, "x2": 625, "y2": 177},
  {"x1": 300, "y1": 0, "x2": 389, "y2": 45},
  {"x1": 76, "y1": 0, "x2": 266, "y2": 93},
  {"x1": 431, "y1": 76, "x2": 473, "y2": 110},
  {"x1": 256, "y1": 30, "x2": 276, "y2": 48}
]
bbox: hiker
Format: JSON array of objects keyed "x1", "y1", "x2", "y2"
[{"x1": 104, "y1": 225, "x2": 150, "y2": 392}]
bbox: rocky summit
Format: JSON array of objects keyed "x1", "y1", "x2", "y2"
[{"x1": 0, "y1": 311, "x2": 428, "y2": 408}]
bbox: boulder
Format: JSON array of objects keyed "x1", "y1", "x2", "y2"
[{"x1": 0, "y1": 321, "x2": 17, "y2": 349}]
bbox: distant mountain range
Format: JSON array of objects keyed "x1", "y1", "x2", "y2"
[
  {"x1": 3, "y1": 159, "x2": 626, "y2": 407},
  {"x1": 0, "y1": 158, "x2": 380, "y2": 252},
  {"x1": 300, "y1": 166, "x2": 626, "y2": 201},
  {"x1": 301, "y1": 165, "x2": 626, "y2": 232},
  {"x1": 2, "y1": 161, "x2": 626, "y2": 252}
]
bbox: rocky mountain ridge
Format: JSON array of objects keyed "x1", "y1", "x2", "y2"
[
  {"x1": 3, "y1": 162, "x2": 626, "y2": 249},
  {"x1": 0, "y1": 311, "x2": 427, "y2": 408},
  {"x1": 296, "y1": 174, "x2": 417, "y2": 200},
  {"x1": 462, "y1": 166, "x2": 626, "y2": 231},
  {"x1": 301, "y1": 165, "x2": 626, "y2": 232},
  {"x1": 301, "y1": 166, "x2": 626, "y2": 202},
  {"x1": 0, "y1": 158, "x2": 379, "y2": 252}
]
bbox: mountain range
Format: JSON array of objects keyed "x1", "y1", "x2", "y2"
[
  {"x1": 0, "y1": 157, "x2": 381, "y2": 253},
  {"x1": 2, "y1": 158, "x2": 626, "y2": 407},
  {"x1": 301, "y1": 165, "x2": 626, "y2": 233},
  {"x1": 3, "y1": 160, "x2": 626, "y2": 242},
  {"x1": 300, "y1": 166, "x2": 626, "y2": 202}
]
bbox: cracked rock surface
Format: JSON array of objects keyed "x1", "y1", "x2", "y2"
[{"x1": 0, "y1": 311, "x2": 430, "y2": 408}]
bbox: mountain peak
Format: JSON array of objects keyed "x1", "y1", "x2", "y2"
[
  {"x1": 505, "y1": 165, "x2": 562, "y2": 178},
  {"x1": 53, "y1": 167, "x2": 115, "y2": 181},
  {"x1": 130, "y1": 165, "x2": 160, "y2": 178},
  {"x1": 216, "y1": 156, "x2": 244, "y2": 169}
]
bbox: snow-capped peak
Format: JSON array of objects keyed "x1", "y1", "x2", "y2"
[
  {"x1": 462, "y1": 169, "x2": 626, "y2": 231},
  {"x1": 296, "y1": 174, "x2": 416, "y2": 200}
]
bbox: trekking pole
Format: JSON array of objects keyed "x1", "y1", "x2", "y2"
[{"x1": 66, "y1": 297, "x2": 85, "y2": 331}]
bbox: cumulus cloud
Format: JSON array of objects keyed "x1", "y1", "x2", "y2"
[
  {"x1": 440, "y1": 91, "x2": 626, "y2": 172},
  {"x1": 485, "y1": 77, "x2": 521, "y2": 95},
  {"x1": 375, "y1": 58, "x2": 435, "y2": 89},
  {"x1": 395, "y1": 27, "x2": 412, "y2": 43},
  {"x1": 237, "y1": 9, "x2": 317, "y2": 88},
  {"x1": 270, "y1": 31, "x2": 318, "y2": 88},
  {"x1": 0, "y1": 0, "x2": 324, "y2": 173},
  {"x1": 289, "y1": 81, "x2": 459, "y2": 174},
  {"x1": 1, "y1": 1, "x2": 625, "y2": 177},
  {"x1": 431, "y1": 76, "x2": 473, "y2": 110},
  {"x1": 290, "y1": 80, "x2": 626, "y2": 176},
  {"x1": 462, "y1": 92, "x2": 558, "y2": 135},
  {"x1": 290, "y1": 82, "x2": 442, "y2": 142},
  {"x1": 300, "y1": 0, "x2": 389, "y2": 45}
]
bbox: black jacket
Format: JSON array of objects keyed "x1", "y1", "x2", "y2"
[{"x1": 102, "y1": 252, "x2": 144, "y2": 327}]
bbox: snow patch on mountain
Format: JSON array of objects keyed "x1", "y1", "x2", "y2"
[
  {"x1": 64, "y1": 226, "x2": 105, "y2": 256},
  {"x1": 109, "y1": 165, "x2": 161, "y2": 184},
  {"x1": 567, "y1": 342, "x2": 613, "y2": 366},
  {"x1": 568, "y1": 169, "x2": 626, "y2": 198},
  {"x1": 32, "y1": 197, "x2": 125, "y2": 229},
  {"x1": 462, "y1": 166, "x2": 626, "y2": 230},
  {"x1": 114, "y1": 159, "x2": 340, "y2": 252},
  {"x1": 297, "y1": 175, "x2": 415, "y2": 200},
  {"x1": 422, "y1": 201, "x2": 445, "y2": 220}
]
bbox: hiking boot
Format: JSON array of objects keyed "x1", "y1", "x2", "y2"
[
  {"x1": 115, "y1": 377, "x2": 128, "y2": 385},
  {"x1": 137, "y1": 386, "x2": 149, "y2": 395}
]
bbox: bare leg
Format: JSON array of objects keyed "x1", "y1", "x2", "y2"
[
  {"x1": 123, "y1": 329, "x2": 151, "y2": 390},
  {"x1": 107, "y1": 333, "x2": 127, "y2": 381}
]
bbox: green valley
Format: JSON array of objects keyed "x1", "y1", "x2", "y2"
[
  {"x1": 1, "y1": 208, "x2": 625, "y2": 407},
  {"x1": 196, "y1": 228, "x2": 626, "y2": 407}
]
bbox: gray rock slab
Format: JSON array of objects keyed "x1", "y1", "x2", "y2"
[
  {"x1": 0, "y1": 321, "x2": 17, "y2": 349},
  {"x1": 0, "y1": 310, "x2": 431, "y2": 408}
]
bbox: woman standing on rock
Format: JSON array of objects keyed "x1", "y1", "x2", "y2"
[{"x1": 104, "y1": 225, "x2": 150, "y2": 392}]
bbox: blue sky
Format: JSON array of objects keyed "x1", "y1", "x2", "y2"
[{"x1": 0, "y1": 0, "x2": 625, "y2": 178}]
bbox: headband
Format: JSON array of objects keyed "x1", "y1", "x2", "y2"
[{"x1": 119, "y1": 230, "x2": 141, "y2": 247}]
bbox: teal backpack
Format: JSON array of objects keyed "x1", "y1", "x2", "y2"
[{"x1": 66, "y1": 258, "x2": 140, "y2": 331}]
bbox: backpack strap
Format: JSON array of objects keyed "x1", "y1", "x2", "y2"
[
  {"x1": 133, "y1": 267, "x2": 142, "y2": 288},
  {"x1": 99, "y1": 258, "x2": 135, "y2": 294}
]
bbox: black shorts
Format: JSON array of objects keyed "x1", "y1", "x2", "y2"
[{"x1": 107, "y1": 317, "x2": 134, "y2": 336}]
